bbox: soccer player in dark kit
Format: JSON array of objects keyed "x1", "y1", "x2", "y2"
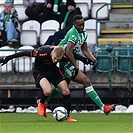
[
  {"x1": 0, "y1": 45, "x2": 71, "y2": 116},
  {"x1": 0, "y1": 45, "x2": 91, "y2": 120}
]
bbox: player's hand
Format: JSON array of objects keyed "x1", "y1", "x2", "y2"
[
  {"x1": 83, "y1": 58, "x2": 93, "y2": 65},
  {"x1": 91, "y1": 60, "x2": 97, "y2": 72},
  {"x1": 90, "y1": 60, "x2": 97, "y2": 67},
  {"x1": 83, "y1": 58, "x2": 97, "y2": 66},
  {"x1": 0, "y1": 56, "x2": 9, "y2": 66},
  {"x1": 72, "y1": 68, "x2": 79, "y2": 79}
]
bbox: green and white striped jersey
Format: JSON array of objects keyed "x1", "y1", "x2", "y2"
[{"x1": 58, "y1": 26, "x2": 88, "y2": 54}]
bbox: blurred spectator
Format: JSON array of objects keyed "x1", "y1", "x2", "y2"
[
  {"x1": 52, "y1": 0, "x2": 76, "y2": 24},
  {"x1": 24, "y1": 0, "x2": 76, "y2": 24},
  {"x1": 24, "y1": 0, "x2": 53, "y2": 24},
  {"x1": 44, "y1": 1, "x2": 81, "y2": 46},
  {"x1": 0, "y1": 0, "x2": 20, "y2": 48},
  {"x1": 42, "y1": 0, "x2": 54, "y2": 23}
]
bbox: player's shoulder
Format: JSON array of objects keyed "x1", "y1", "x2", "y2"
[
  {"x1": 38, "y1": 45, "x2": 53, "y2": 52},
  {"x1": 68, "y1": 26, "x2": 78, "y2": 34},
  {"x1": 39, "y1": 45, "x2": 50, "y2": 49},
  {"x1": 67, "y1": 27, "x2": 79, "y2": 40}
]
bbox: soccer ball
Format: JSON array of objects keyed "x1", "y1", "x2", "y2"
[{"x1": 53, "y1": 106, "x2": 67, "y2": 122}]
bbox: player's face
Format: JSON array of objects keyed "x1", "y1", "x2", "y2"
[
  {"x1": 51, "y1": 52, "x2": 63, "y2": 63},
  {"x1": 74, "y1": 19, "x2": 84, "y2": 33}
]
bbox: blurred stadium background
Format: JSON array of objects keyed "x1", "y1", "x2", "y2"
[{"x1": 0, "y1": 0, "x2": 133, "y2": 112}]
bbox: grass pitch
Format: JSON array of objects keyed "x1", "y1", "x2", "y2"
[{"x1": 0, "y1": 113, "x2": 133, "y2": 133}]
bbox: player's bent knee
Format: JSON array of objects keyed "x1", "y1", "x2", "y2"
[
  {"x1": 43, "y1": 89, "x2": 52, "y2": 96},
  {"x1": 83, "y1": 78, "x2": 91, "y2": 87},
  {"x1": 61, "y1": 89, "x2": 70, "y2": 95}
]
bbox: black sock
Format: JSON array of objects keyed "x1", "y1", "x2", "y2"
[
  {"x1": 63, "y1": 94, "x2": 71, "y2": 117},
  {"x1": 40, "y1": 91, "x2": 48, "y2": 104}
]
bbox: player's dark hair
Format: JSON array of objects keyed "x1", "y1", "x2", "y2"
[{"x1": 73, "y1": 15, "x2": 83, "y2": 24}]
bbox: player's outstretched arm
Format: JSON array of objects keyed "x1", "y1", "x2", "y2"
[
  {"x1": 0, "y1": 50, "x2": 32, "y2": 66},
  {"x1": 74, "y1": 54, "x2": 92, "y2": 64}
]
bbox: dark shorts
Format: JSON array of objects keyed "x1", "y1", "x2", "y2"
[{"x1": 33, "y1": 67, "x2": 65, "y2": 88}]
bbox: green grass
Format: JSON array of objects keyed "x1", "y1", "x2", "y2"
[{"x1": 0, "y1": 113, "x2": 133, "y2": 133}]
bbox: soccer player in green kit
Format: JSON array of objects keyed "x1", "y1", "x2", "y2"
[{"x1": 40, "y1": 15, "x2": 114, "y2": 121}]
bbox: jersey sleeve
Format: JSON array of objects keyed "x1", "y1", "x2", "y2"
[
  {"x1": 31, "y1": 50, "x2": 47, "y2": 58},
  {"x1": 31, "y1": 50, "x2": 39, "y2": 57},
  {"x1": 67, "y1": 30, "x2": 78, "y2": 44},
  {"x1": 30, "y1": 46, "x2": 50, "y2": 58}
]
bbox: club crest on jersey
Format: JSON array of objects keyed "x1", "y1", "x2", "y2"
[{"x1": 71, "y1": 35, "x2": 77, "y2": 41}]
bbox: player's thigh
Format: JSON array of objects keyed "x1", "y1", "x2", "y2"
[
  {"x1": 40, "y1": 78, "x2": 52, "y2": 95},
  {"x1": 74, "y1": 71, "x2": 91, "y2": 87}
]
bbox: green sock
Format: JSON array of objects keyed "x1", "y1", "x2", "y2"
[
  {"x1": 85, "y1": 86, "x2": 104, "y2": 109},
  {"x1": 45, "y1": 85, "x2": 60, "y2": 104}
]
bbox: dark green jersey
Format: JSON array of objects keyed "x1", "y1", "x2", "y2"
[{"x1": 58, "y1": 26, "x2": 88, "y2": 54}]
